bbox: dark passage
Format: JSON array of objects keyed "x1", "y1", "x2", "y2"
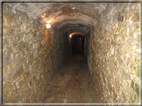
[{"x1": 71, "y1": 35, "x2": 85, "y2": 55}]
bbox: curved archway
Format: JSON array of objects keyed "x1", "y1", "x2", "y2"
[
  {"x1": 69, "y1": 31, "x2": 86, "y2": 37},
  {"x1": 51, "y1": 19, "x2": 92, "y2": 35},
  {"x1": 50, "y1": 19, "x2": 92, "y2": 60}
]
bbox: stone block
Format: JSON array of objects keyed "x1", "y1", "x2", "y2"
[{"x1": 131, "y1": 12, "x2": 139, "y2": 22}]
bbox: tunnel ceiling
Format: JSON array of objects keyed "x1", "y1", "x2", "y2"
[
  {"x1": 6, "y1": 2, "x2": 108, "y2": 37},
  {"x1": 53, "y1": 19, "x2": 91, "y2": 35},
  {"x1": 7, "y1": 3, "x2": 107, "y2": 25}
]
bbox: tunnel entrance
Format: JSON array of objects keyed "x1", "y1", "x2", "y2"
[{"x1": 71, "y1": 35, "x2": 85, "y2": 55}]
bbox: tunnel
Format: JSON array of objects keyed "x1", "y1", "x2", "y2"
[{"x1": 2, "y1": 1, "x2": 141, "y2": 105}]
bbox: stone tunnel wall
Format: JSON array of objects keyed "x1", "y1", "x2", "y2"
[
  {"x1": 3, "y1": 4, "x2": 64, "y2": 103},
  {"x1": 88, "y1": 3, "x2": 141, "y2": 103},
  {"x1": 60, "y1": 33, "x2": 71, "y2": 63},
  {"x1": 51, "y1": 28, "x2": 71, "y2": 66}
]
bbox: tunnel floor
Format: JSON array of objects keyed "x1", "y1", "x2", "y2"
[{"x1": 42, "y1": 55, "x2": 97, "y2": 103}]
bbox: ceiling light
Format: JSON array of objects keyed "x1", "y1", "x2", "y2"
[
  {"x1": 46, "y1": 24, "x2": 51, "y2": 29},
  {"x1": 72, "y1": 7, "x2": 76, "y2": 9}
]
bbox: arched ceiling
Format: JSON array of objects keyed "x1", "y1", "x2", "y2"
[
  {"x1": 6, "y1": 3, "x2": 107, "y2": 25},
  {"x1": 69, "y1": 32, "x2": 86, "y2": 37},
  {"x1": 6, "y1": 2, "x2": 108, "y2": 36},
  {"x1": 52, "y1": 19, "x2": 92, "y2": 36}
]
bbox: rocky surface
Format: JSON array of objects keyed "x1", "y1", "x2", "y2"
[
  {"x1": 3, "y1": 4, "x2": 69, "y2": 103},
  {"x1": 42, "y1": 55, "x2": 97, "y2": 103},
  {"x1": 2, "y1": 2, "x2": 141, "y2": 104},
  {"x1": 6, "y1": 2, "x2": 107, "y2": 20},
  {"x1": 88, "y1": 3, "x2": 141, "y2": 103}
]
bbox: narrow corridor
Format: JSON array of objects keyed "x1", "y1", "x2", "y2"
[
  {"x1": 2, "y1": 1, "x2": 141, "y2": 105},
  {"x1": 43, "y1": 55, "x2": 97, "y2": 103}
]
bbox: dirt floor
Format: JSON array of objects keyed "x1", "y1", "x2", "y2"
[{"x1": 43, "y1": 55, "x2": 97, "y2": 103}]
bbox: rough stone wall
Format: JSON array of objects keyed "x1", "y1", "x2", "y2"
[
  {"x1": 51, "y1": 23, "x2": 73, "y2": 67},
  {"x1": 3, "y1": 4, "x2": 63, "y2": 103},
  {"x1": 60, "y1": 32, "x2": 71, "y2": 63},
  {"x1": 88, "y1": 3, "x2": 141, "y2": 103},
  {"x1": 50, "y1": 28, "x2": 71, "y2": 70}
]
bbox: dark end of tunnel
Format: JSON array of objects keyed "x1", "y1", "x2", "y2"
[{"x1": 71, "y1": 34, "x2": 85, "y2": 55}]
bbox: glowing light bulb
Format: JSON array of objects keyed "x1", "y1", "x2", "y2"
[
  {"x1": 72, "y1": 7, "x2": 76, "y2": 9},
  {"x1": 46, "y1": 24, "x2": 51, "y2": 29},
  {"x1": 70, "y1": 35, "x2": 72, "y2": 38}
]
